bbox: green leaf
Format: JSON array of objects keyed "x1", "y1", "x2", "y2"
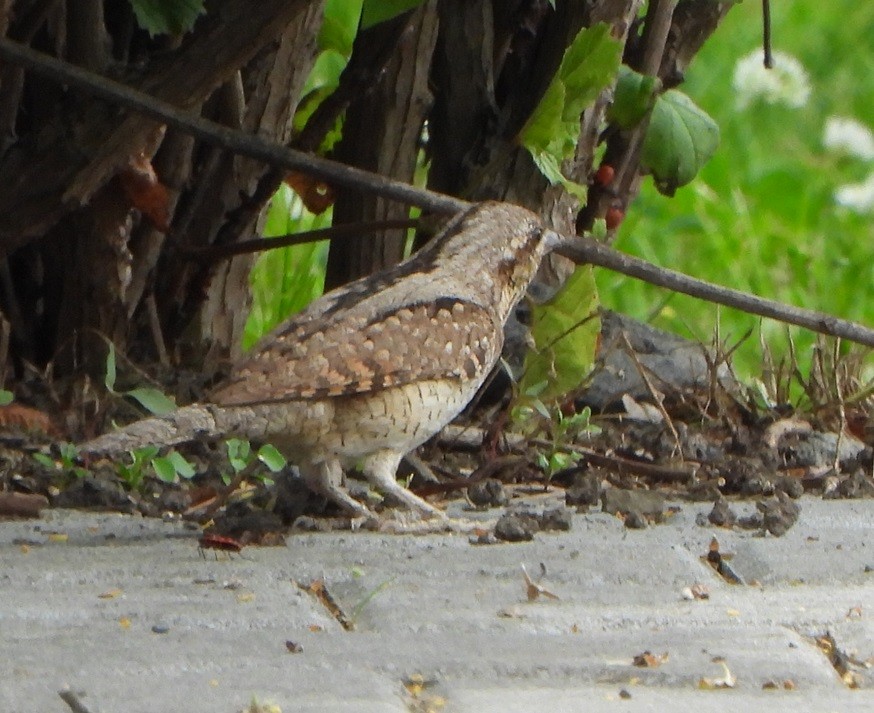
[
  {"x1": 519, "y1": 266, "x2": 601, "y2": 403},
  {"x1": 33, "y1": 452, "x2": 56, "y2": 468},
  {"x1": 301, "y1": 49, "x2": 349, "y2": 97},
  {"x1": 295, "y1": 50, "x2": 349, "y2": 138},
  {"x1": 530, "y1": 151, "x2": 588, "y2": 201},
  {"x1": 118, "y1": 446, "x2": 159, "y2": 489},
  {"x1": 125, "y1": 387, "x2": 176, "y2": 416},
  {"x1": 166, "y1": 450, "x2": 196, "y2": 479},
  {"x1": 257, "y1": 444, "x2": 287, "y2": 473},
  {"x1": 226, "y1": 438, "x2": 252, "y2": 473},
  {"x1": 320, "y1": 0, "x2": 363, "y2": 55},
  {"x1": 608, "y1": 66, "x2": 660, "y2": 129},
  {"x1": 361, "y1": 0, "x2": 424, "y2": 29},
  {"x1": 520, "y1": 81, "x2": 565, "y2": 154},
  {"x1": 520, "y1": 23, "x2": 622, "y2": 200},
  {"x1": 132, "y1": 445, "x2": 160, "y2": 463},
  {"x1": 559, "y1": 23, "x2": 622, "y2": 119},
  {"x1": 642, "y1": 89, "x2": 720, "y2": 196},
  {"x1": 58, "y1": 442, "x2": 80, "y2": 466},
  {"x1": 104, "y1": 344, "x2": 117, "y2": 394},
  {"x1": 151, "y1": 456, "x2": 177, "y2": 483},
  {"x1": 129, "y1": 0, "x2": 205, "y2": 36},
  {"x1": 0, "y1": 389, "x2": 12, "y2": 405}
]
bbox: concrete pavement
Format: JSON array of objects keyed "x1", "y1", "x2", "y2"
[{"x1": 2, "y1": 496, "x2": 873, "y2": 712}]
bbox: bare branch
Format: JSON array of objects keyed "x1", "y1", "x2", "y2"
[
  {"x1": 556, "y1": 237, "x2": 874, "y2": 348},
  {"x1": 0, "y1": 38, "x2": 466, "y2": 218}
]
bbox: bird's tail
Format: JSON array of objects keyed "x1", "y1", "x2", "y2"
[{"x1": 80, "y1": 404, "x2": 221, "y2": 454}]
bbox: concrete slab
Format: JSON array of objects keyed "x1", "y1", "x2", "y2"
[{"x1": 2, "y1": 497, "x2": 873, "y2": 712}]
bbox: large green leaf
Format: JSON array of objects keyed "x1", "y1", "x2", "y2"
[
  {"x1": 320, "y1": 0, "x2": 363, "y2": 55},
  {"x1": 520, "y1": 23, "x2": 622, "y2": 200},
  {"x1": 520, "y1": 80, "x2": 565, "y2": 155},
  {"x1": 608, "y1": 66, "x2": 661, "y2": 129},
  {"x1": 559, "y1": 23, "x2": 622, "y2": 121},
  {"x1": 519, "y1": 266, "x2": 601, "y2": 403},
  {"x1": 104, "y1": 343, "x2": 118, "y2": 393},
  {"x1": 125, "y1": 387, "x2": 177, "y2": 416},
  {"x1": 257, "y1": 444, "x2": 287, "y2": 473},
  {"x1": 129, "y1": 0, "x2": 204, "y2": 36},
  {"x1": 642, "y1": 89, "x2": 720, "y2": 196}
]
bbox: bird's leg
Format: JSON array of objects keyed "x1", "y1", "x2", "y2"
[
  {"x1": 360, "y1": 450, "x2": 447, "y2": 520},
  {"x1": 298, "y1": 459, "x2": 377, "y2": 522}
]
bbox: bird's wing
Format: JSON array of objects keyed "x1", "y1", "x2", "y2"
[{"x1": 210, "y1": 297, "x2": 501, "y2": 406}]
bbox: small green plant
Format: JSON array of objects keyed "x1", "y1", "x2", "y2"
[
  {"x1": 350, "y1": 578, "x2": 394, "y2": 624},
  {"x1": 116, "y1": 446, "x2": 159, "y2": 490},
  {"x1": 226, "y1": 437, "x2": 252, "y2": 475},
  {"x1": 104, "y1": 343, "x2": 176, "y2": 415},
  {"x1": 33, "y1": 442, "x2": 89, "y2": 479},
  {"x1": 224, "y1": 438, "x2": 287, "y2": 485},
  {"x1": 114, "y1": 446, "x2": 197, "y2": 489},
  {"x1": 151, "y1": 450, "x2": 197, "y2": 484},
  {"x1": 537, "y1": 407, "x2": 601, "y2": 479},
  {"x1": 515, "y1": 390, "x2": 600, "y2": 479},
  {"x1": 0, "y1": 389, "x2": 13, "y2": 406}
]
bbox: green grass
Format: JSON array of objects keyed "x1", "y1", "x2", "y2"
[
  {"x1": 598, "y1": 0, "x2": 874, "y2": 380},
  {"x1": 243, "y1": 185, "x2": 330, "y2": 350}
]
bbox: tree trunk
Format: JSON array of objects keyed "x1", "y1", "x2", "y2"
[
  {"x1": 0, "y1": 0, "x2": 321, "y2": 374},
  {"x1": 325, "y1": 0, "x2": 439, "y2": 290}
]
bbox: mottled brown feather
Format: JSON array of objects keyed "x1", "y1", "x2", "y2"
[{"x1": 211, "y1": 298, "x2": 502, "y2": 406}]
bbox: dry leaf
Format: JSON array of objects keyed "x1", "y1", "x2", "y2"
[
  {"x1": 0, "y1": 404, "x2": 59, "y2": 436},
  {"x1": 285, "y1": 172, "x2": 335, "y2": 214},
  {"x1": 521, "y1": 564, "x2": 560, "y2": 602},
  {"x1": 119, "y1": 152, "x2": 171, "y2": 231},
  {"x1": 681, "y1": 583, "x2": 710, "y2": 600},
  {"x1": 698, "y1": 659, "x2": 736, "y2": 689},
  {"x1": 632, "y1": 651, "x2": 669, "y2": 668},
  {"x1": 301, "y1": 578, "x2": 354, "y2": 631}
]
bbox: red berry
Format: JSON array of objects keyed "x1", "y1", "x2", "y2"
[
  {"x1": 605, "y1": 206, "x2": 624, "y2": 230},
  {"x1": 594, "y1": 164, "x2": 615, "y2": 186}
]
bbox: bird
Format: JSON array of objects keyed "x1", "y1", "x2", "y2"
[{"x1": 82, "y1": 201, "x2": 561, "y2": 523}]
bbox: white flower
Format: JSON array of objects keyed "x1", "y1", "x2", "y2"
[
  {"x1": 732, "y1": 49, "x2": 811, "y2": 110},
  {"x1": 834, "y1": 173, "x2": 874, "y2": 213},
  {"x1": 823, "y1": 116, "x2": 874, "y2": 161}
]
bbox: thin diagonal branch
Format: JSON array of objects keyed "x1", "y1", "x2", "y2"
[{"x1": 555, "y1": 237, "x2": 874, "y2": 348}]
